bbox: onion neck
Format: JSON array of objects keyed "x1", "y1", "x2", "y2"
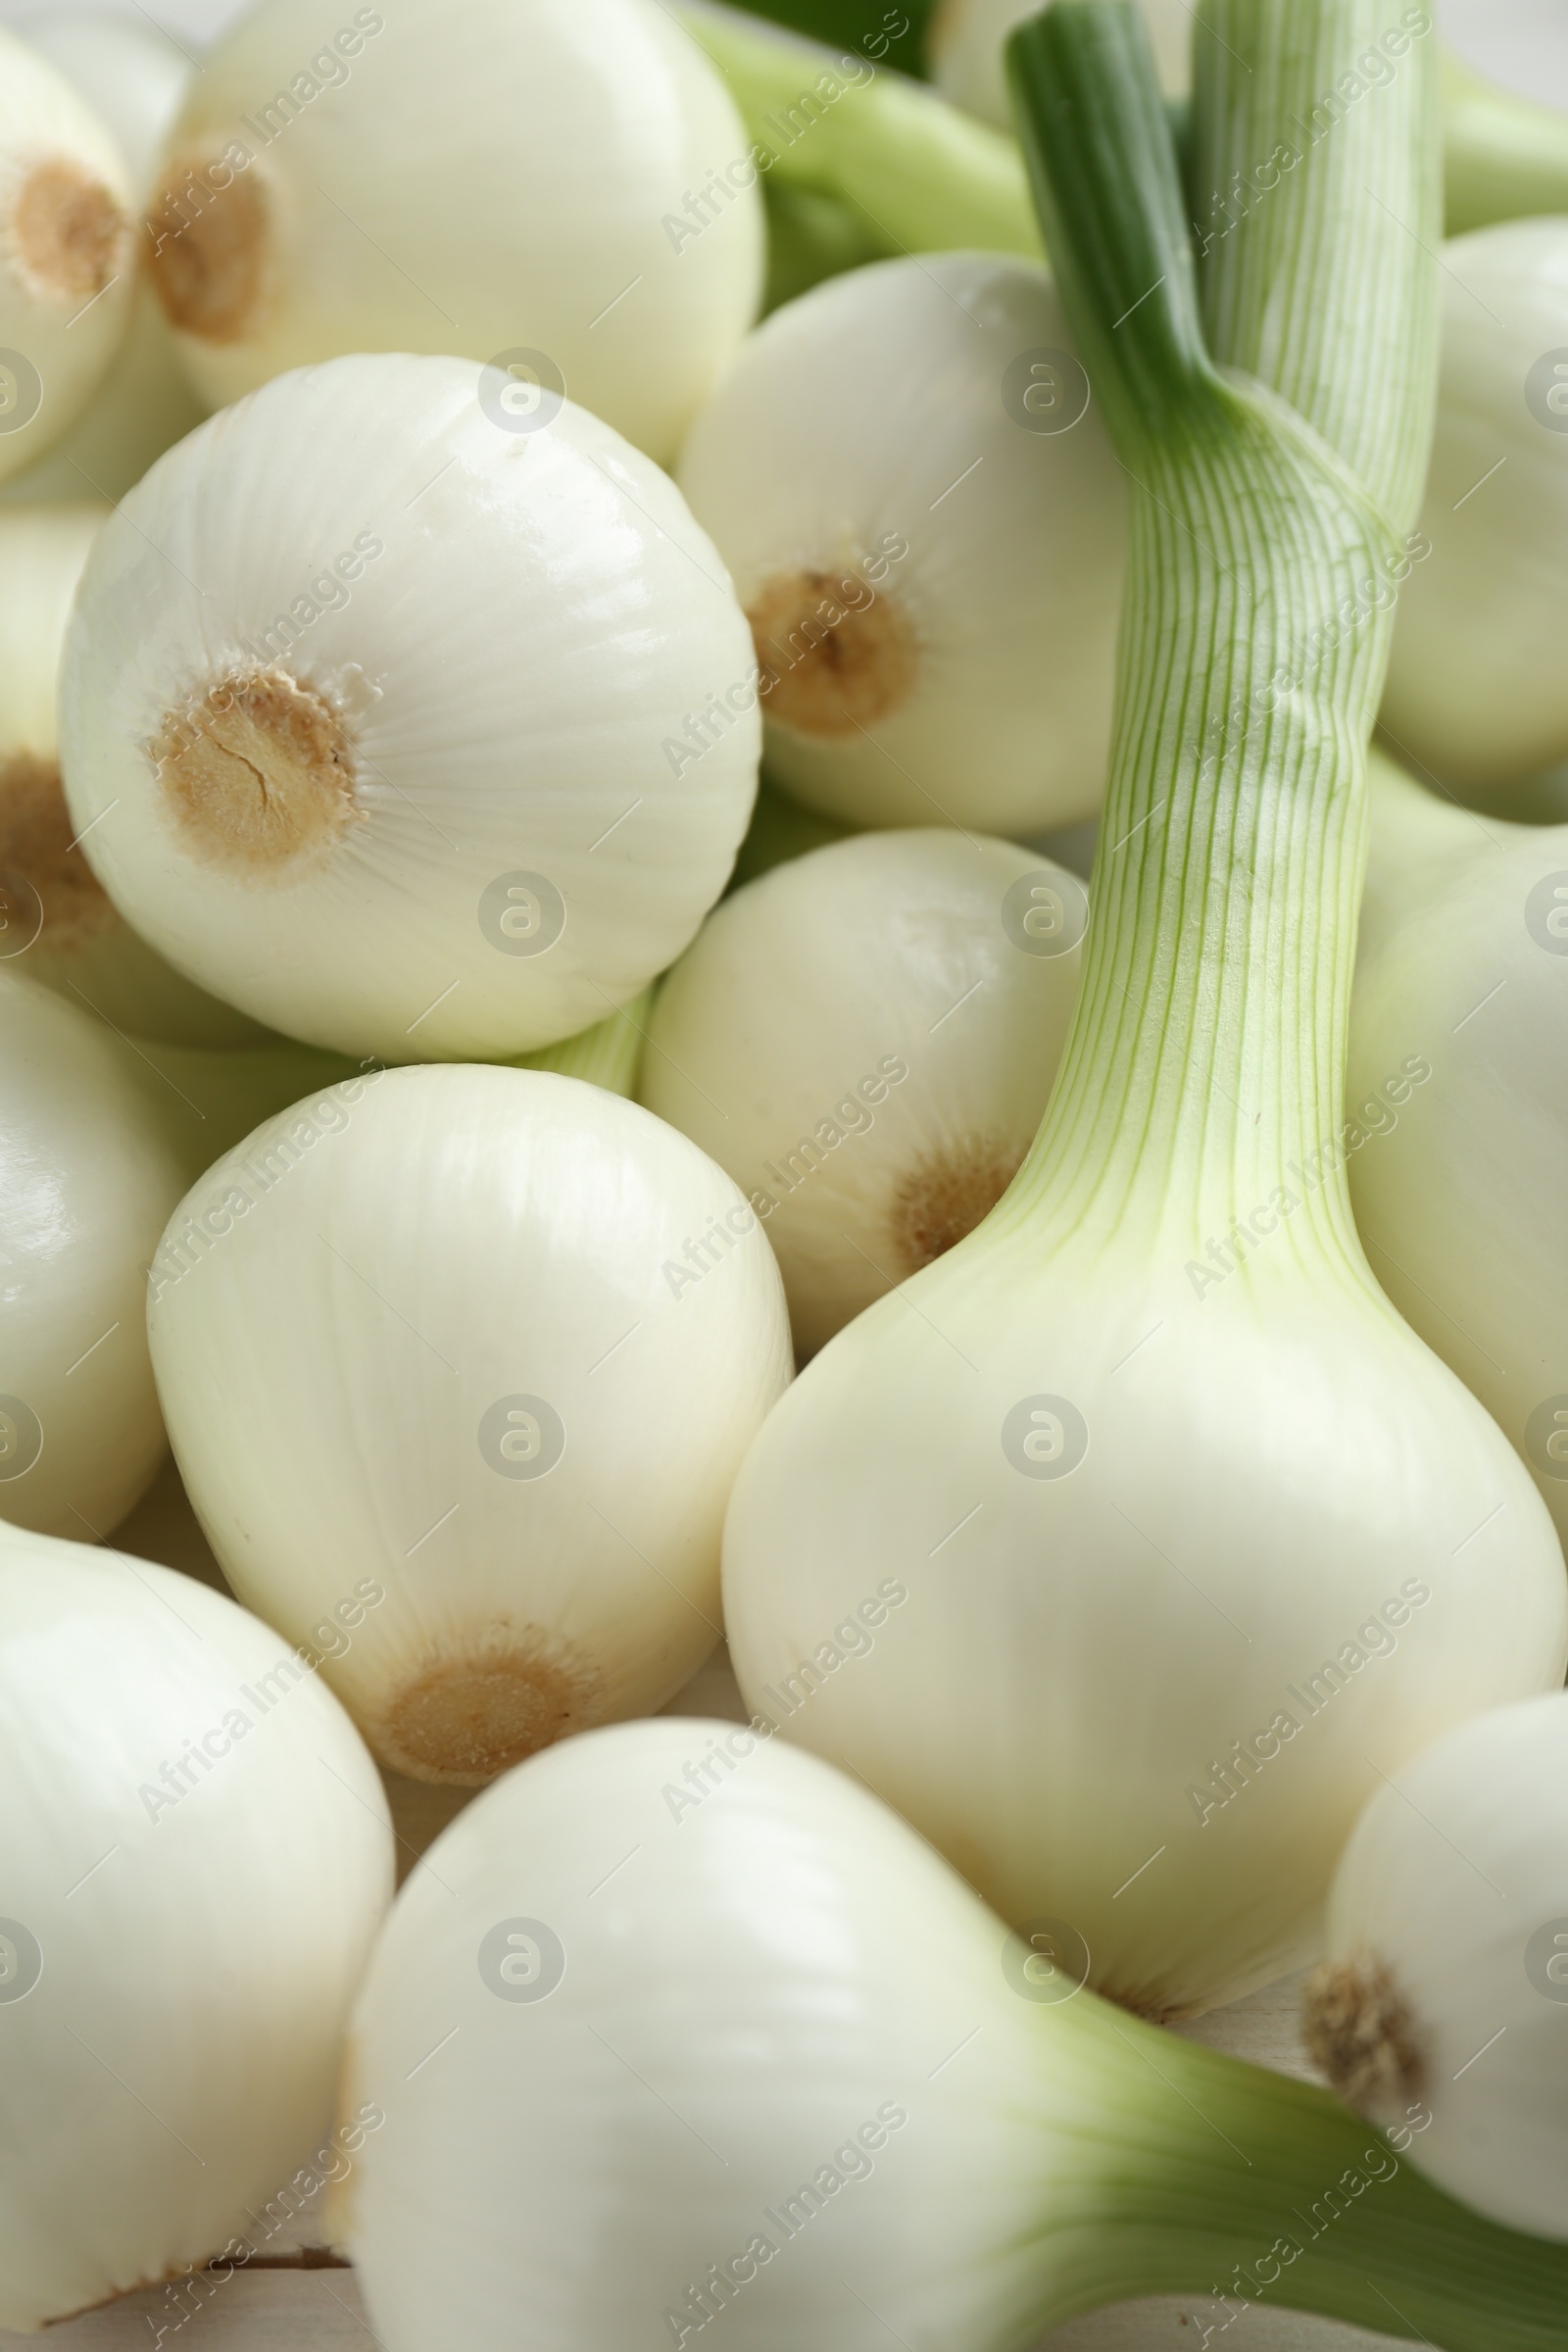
[
  {"x1": 1034, "y1": 1996, "x2": 1568, "y2": 2352},
  {"x1": 989, "y1": 2, "x2": 1432, "y2": 1276}
]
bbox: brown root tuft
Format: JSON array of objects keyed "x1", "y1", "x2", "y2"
[
  {"x1": 1301, "y1": 1950, "x2": 1426, "y2": 2110},
  {"x1": 0, "y1": 753, "x2": 115, "y2": 944},
  {"x1": 12, "y1": 158, "x2": 128, "y2": 305},
  {"x1": 146, "y1": 164, "x2": 269, "y2": 344},
  {"x1": 378, "y1": 1638, "x2": 604, "y2": 1786},
  {"x1": 149, "y1": 668, "x2": 360, "y2": 880},
  {"x1": 748, "y1": 566, "x2": 918, "y2": 738},
  {"x1": 887, "y1": 1136, "x2": 1024, "y2": 1275}
]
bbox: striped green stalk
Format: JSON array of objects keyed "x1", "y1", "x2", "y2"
[{"x1": 994, "y1": 0, "x2": 1431, "y2": 1260}]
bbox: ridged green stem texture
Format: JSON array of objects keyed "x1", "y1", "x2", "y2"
[
  {"x1": 1027, "y1": 1987, "x2": 1568, "y2": 2349},
  {"x1": 995, "y1": 2, "x2": 1431, "y2": 1291},
  {"x1": 995, "y1": 16, "x2": 1568, "y2": 2342}
]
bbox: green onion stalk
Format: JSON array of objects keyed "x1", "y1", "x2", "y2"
[
  {"x1": 673, "y1": 0, "x2": 1039, "y2": 301},
  {"x1": 722, "y1": 0, "x2": 1563, "y2": 2042},
  {"x1": 686, "y1": 0, "x2": 1568, "y2": 304}
]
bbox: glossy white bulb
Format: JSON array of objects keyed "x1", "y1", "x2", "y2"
[
  {"x1": 60, "y1": 353, "x2": 760, "y2": 1062},
  {"x1": 677, "y1": 251, "x2": 1125, "y2": 836},
  {"x1": 0, "y1": 1526, "x2": 394, "y2": 2331},
  {"x1": 148, "y1": 1064, "x2": 792, "y2": 1784}
]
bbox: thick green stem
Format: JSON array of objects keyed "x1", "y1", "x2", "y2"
[
  {"x1": 674, "y1": 1, "x2": 1039, "y2": 262},
  {"x1": 1442, "y1": 54, "x2": 1568, "y2": 235},
  {"x1": 999, "y1": 3, "x2": 1407, "y2": 1277},
  {"x1": 1031, "y1": 1994, "x2": 1568, "y2": 2351},
  {"x1": 1189, "y1": 0, "x2": 1440, "y2": 535}
]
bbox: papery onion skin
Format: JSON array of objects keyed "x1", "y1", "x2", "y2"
[
  {"x1": 0, "y1": 970, "x2": 189, "y2": 1540},
  {"x1": 147, "y1": 1066, "x2": 792, "y2": 1785},
  {"x1": 143, "y1": 0, "x2": 762, "y2": 466},
  {"x1": 59, "y1": 353, "x2": 760, "y2": 1062},
  {"x1": 0, "y1": 1529, "x2": 393, "y2": 2331}
]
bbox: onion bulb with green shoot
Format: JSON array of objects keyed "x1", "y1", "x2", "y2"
[
  {"x1": 0, "y1": 30, "x2": 136, "y2": 489},
  {"x1": 724, "y1": 2, "x2": 1567, "y2": 2022},
  {"x1": 144, "y1": 0, "x2": 761, "y2": 467},
  {"x1": 148, "y1": 1065, "x2": 791, "y2": 1786},
  {"x1": 337, "y1": 1713, "x2": 1568, "y2": 2352},
  {"x1": 1381, "y1": 219, "x2": 1568, "y2": 795},
  {"x1": 0, "y1": 969, "x2": 189, "y2": 1543},
  {"x1": 59, "y1": 351, "x2": 760, "y2": 1064},
  {"x1": 641, "y1": 830, "x2": 1087, "y2": 1355},
  {"x1": 1348, "y1": 750, "x2": 1568, "y2": 1548},
  {"x1": 677, "y1": 249, "x2": 1125, "y2": 835},
  {"x1": 2, "y1": 8, "x2": 203, "y2": 510},
  {"x1": 0, "y1": 1526, "x2": 393, "y2": 2332},
  {"x1": 1304, "y1": 1690, "x2": 1568, "y2": 2243},
  {"x1": 0, "y1": 505, "x2": 265, "y2": 1045}
]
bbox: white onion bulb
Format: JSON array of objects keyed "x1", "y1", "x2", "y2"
[
  {"x1": 1348, "y1": 750, "x2": 1568, "y2": 1550},
  {"x1": 640, "y1": 830, "x2": 1086, "y2": 1354},
  {"x1": 59, "y1": 352, "x2": 760, "y2": 1062},
  {"x1": 0, "y1": 1525, "x2": 393, "y2": 2331},
  {"x1": 928, "y1": 0, "x2": 1192, "y2": 128},
  {"x1": 148, "y1": 1065, "x2": 792, "y2": 1784},
  {"x1": 1305, "y1": 1690, "x2": 1568, "y2": 2241},
  {"x1": 2, "y1": 9, "x2": 204, "y2": 511},
  {"x1": 675, "y1": 251, "x2": 1126, "y2": 836},
  {"x1": 145, "y1": 0, "x2": 762, "y2": 466},
  {"x1": 1381, "y1": 220, "x2": 1568, "y2": 790},
  {"x1": 339, "y1": 1713, "x2": 1558, "y2": 2351},
  {"x1": 0, "y1": 969, "x2": 189, "y2": 1542},
  {"x1": 0, "y1": 29, "x2": 136, "y2": 488},
  {"x1": 0, "y1": 504, "x2": 265, "y2": 1045}
]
